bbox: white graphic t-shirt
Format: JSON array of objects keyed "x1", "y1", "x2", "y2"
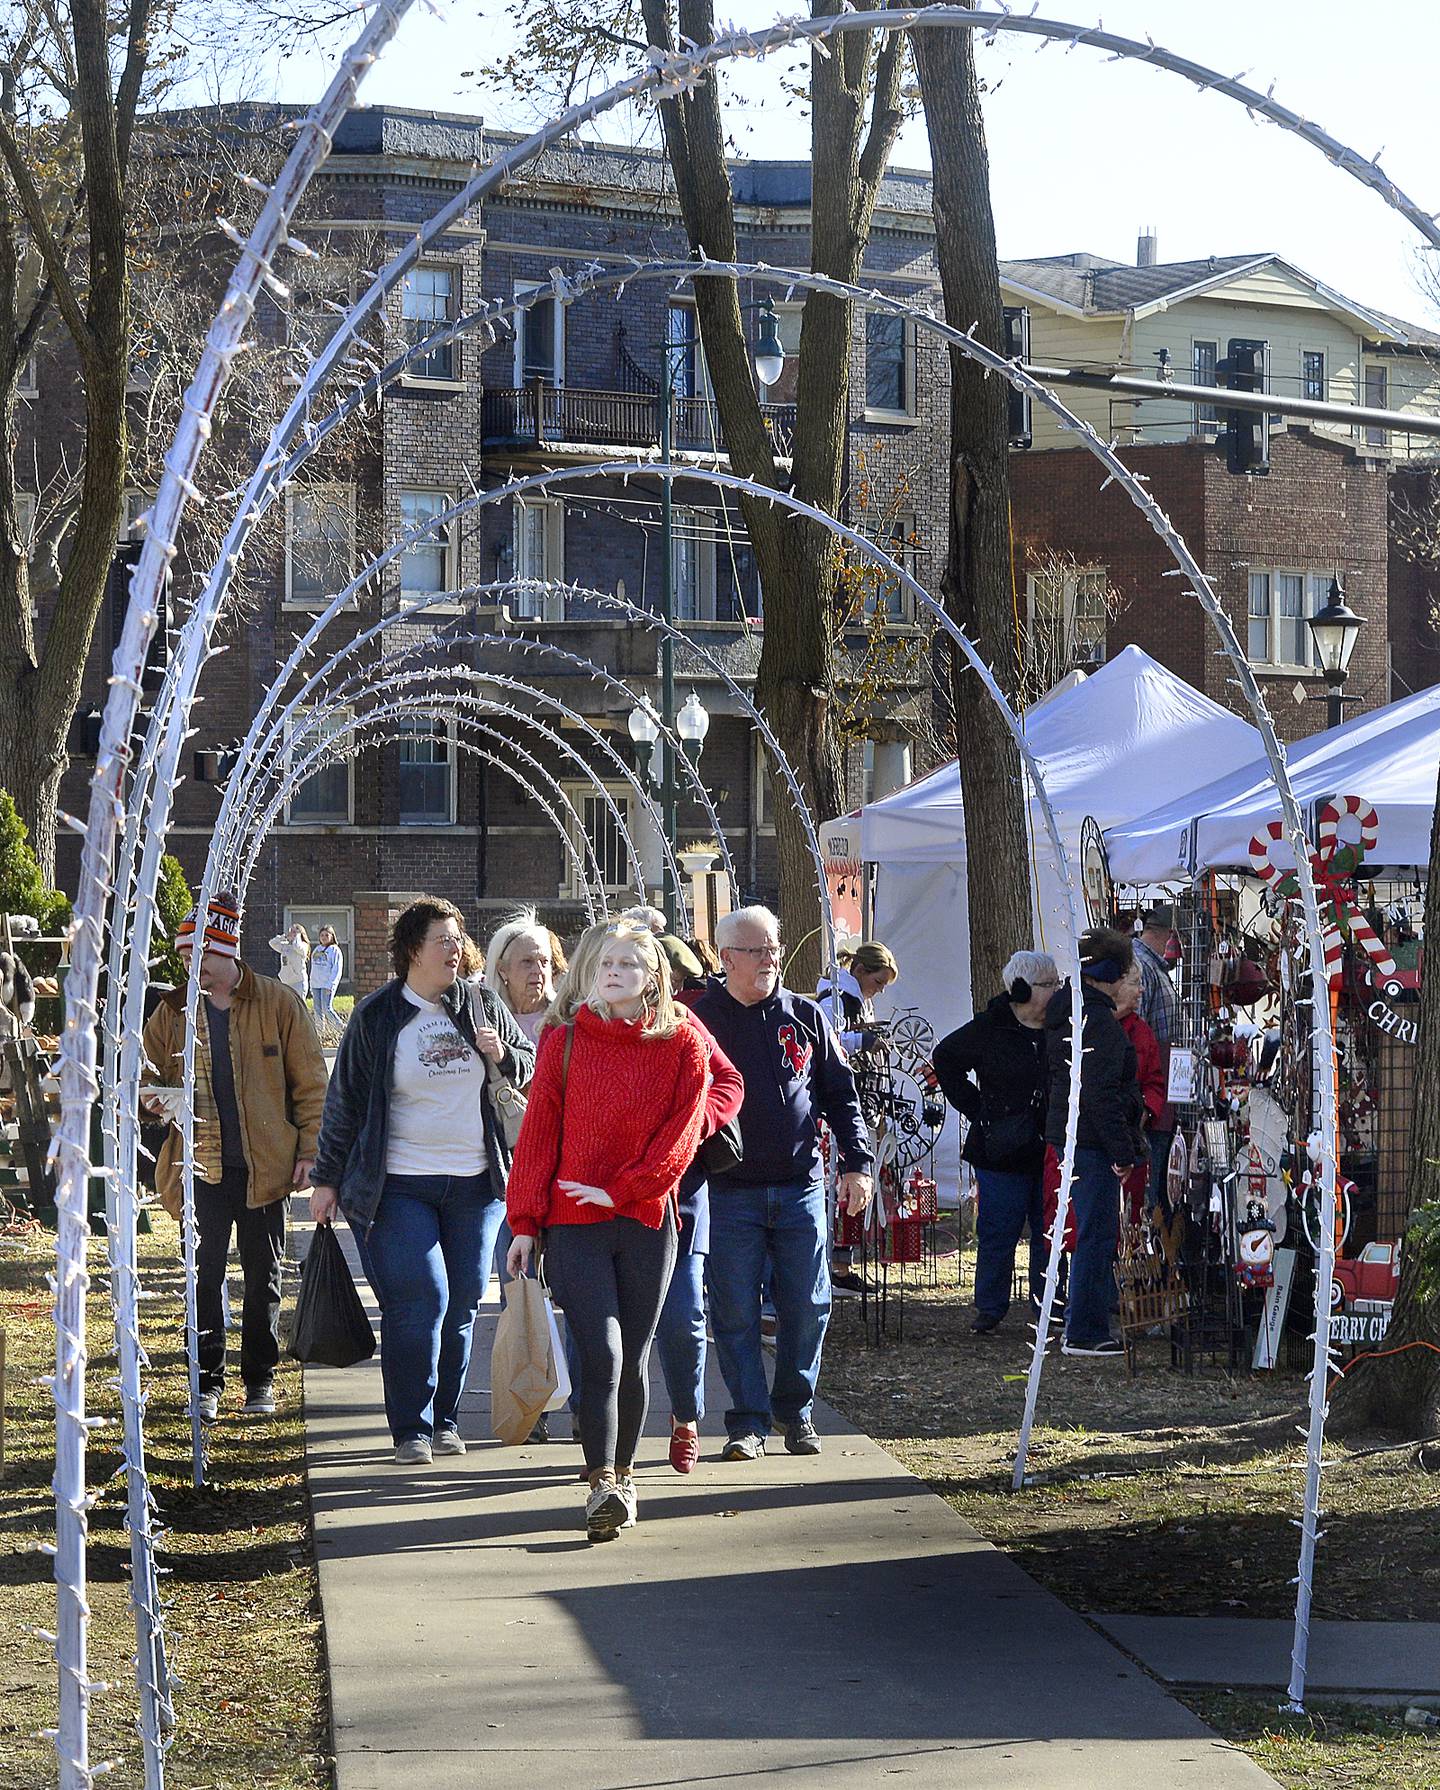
[{"x1": 386, "y1": 986, "x2": 488, "y2": 1177}]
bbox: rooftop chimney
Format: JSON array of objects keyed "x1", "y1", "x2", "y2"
[{"x1": 1137, "y1": 228, "x2": 1158, "y2": 268}]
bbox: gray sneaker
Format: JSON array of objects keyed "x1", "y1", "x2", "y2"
[
  {"x1": 721, "y1": 1433, "x2": 766, "y2": 1462},
  {"x1": 585, "y1": 1474, "x2": 629, "y2": 1542},
  {"x1": 394, "y1": 1437, "x2": 433, "y2": 1465},
  {"x1": 433, "y1": 1427, "x2": 467, "y2": 1456},
  {"x1": 197, "y1": 1390, "x2": 220, "y2": 1424},
  {"x1": 783, "y1": 1418, "x2": 822, "y2": 1456},
  {"x1": 241, "y1": 1383, "x2": 276, "y2": 1417}
]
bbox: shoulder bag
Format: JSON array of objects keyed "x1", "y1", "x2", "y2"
[{"x1": 480, "y1": 988, "x2": 529, "y2": 1151}]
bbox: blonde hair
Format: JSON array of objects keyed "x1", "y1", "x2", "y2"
[
  {"x1": 544, "y1": 921, "x2": 680, "y2": 1038},
  {"x1": 850, "y1": 941, "x2": 897, "y2": 981}
]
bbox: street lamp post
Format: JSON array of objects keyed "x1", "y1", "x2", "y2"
[
  {"x1": 1307, "y1": 574, "x2": 1366, "y2": 731},
  {"x1": 648, "y1": 295, "x2": 786, "y2": 926}
]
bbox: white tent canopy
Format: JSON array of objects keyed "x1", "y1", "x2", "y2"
[
  {"x1": 1105, "y1": 680, "x2": 1440, "y2": 880},
  {"x1": 847, "y1": 648, "x2": 1264, "y2": 1192}
]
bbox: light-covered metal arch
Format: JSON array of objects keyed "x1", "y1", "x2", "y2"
[{"x1": 58, "y1": 14, "x2": 1438, "y2": 1772}]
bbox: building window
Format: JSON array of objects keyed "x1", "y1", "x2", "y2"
[
  {"x1": 666, "y1": 300, "x2": 708, "y2": 400},
  {"x1": 862, "y1": 514, "x2": 916, "y2": 622},
  {"x1": 865, "y1": 310, "x2": 914, "y2": 417},
  {"x1": 511, "y1": 496, "x2": 565, "y2": 620},
  {"x1": 285, "y1": 707, "x2": 353, "y2": 825},
  {"x1": 671, "y1": 507, "x2": 718, "y2": 622},
  {"x1": 288, "y1": 264, "x2": 355, "y2": 372},
  {"x1": 1302, "y1": 350, "x2": 1326, "y2": 403},
  {"x1": 1193, "y1": 340, "x2": 1219, "y2": 432},
  {"x1": 563, "y1": 785, "x2": 635, "y2": 897},
  {"x1": 754, "y1": 733, "x2": 774, "y2": 832},
  {"x1": 284, "y1": 905, "x2": 353, "y2": 993},
  {"x1": 18, "y1": 353, "x2": 37, "y2": 397},
  {"x1": 397, "y1": 718, "x2": 455, "y2": 826},
  {"x1": 1248, "y1": 569, "x2": 1330, "y2": 668},
  {"x1": 514, "y1": 281, "x2": 563, "y2": 385},
  {"x1": 402, "y1": 266, "x2": 457, "y2": 382},
  {"x1": 1364, "y1": 364, "x2": 1388, "y2": 447},
  {"x1": 398, "y1": 490, "x2": 455, "y2": 603},
  {"x1": 285, "y1": 485, "x2": 354, "y2": 608},
  {"x1": 1025, "y1": 564, "x2": 1109, "y2": 675}
]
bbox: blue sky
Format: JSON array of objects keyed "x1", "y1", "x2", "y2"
[{"x1": 257, "y1": 0, "x2": 1440, "y2": 329}]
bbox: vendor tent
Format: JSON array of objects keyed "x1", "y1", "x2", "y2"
[
  {"x1": 1105, "y1": 680, "x2": 1440, "y2": 880},
  {"x1": 850, "y1": 648, "x2": 1263, "y2": 1191}
]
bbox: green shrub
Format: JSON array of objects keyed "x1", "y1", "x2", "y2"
[
  {"x1": 151, "y1": 855, "x2": 194, "y2": 987},
  {"x1": 0, "y1": 788, "x2": 70, "y2": 934}
]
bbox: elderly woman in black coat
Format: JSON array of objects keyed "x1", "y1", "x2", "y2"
[{"x1": 934, "y1": 951, "x2": 1062, "y2": 1335}]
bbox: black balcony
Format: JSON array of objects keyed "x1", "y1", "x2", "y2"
[{"x1": 482, "y1": 379, "x2": 796, "y2": 457}]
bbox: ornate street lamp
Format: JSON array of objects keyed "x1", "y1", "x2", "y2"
[{"x1": 1307, "y1": 575, "x2": 1366, "y2": 730}]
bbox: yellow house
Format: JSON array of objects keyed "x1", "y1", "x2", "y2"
[{"x1": 999, "y1": 244, "x2": 1440, "y2": 461}]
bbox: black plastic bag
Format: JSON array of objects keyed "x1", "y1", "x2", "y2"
[{"x1": 288, "y1": 1222, "x2": 376, "y2": 1368}]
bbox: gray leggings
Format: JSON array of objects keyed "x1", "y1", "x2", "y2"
[{"x1": 544, "y1": 1215, "x2": 677, "y2": 1474}]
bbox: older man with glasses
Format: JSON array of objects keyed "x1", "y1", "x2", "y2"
[{"x1": 693, "y1": 906, "x2": 873, "y2": 1461}]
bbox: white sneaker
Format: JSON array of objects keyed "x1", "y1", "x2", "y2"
[
  {"x1": 394, "y1": 1437, "x2": 433, "y2": 1465},
  {"x1": 197, "y1": 1391, "x2": 219, "y2": 1424},
  {"x1": 433, "y1": 1427, "x2": 467, "y2": 1456},
  {"x1": 615, "y1": 1475, "x2": 638, "y2": 1530},
  {"x1": 585, "y1": 1474, "x2": 628, "y2": 1542}
]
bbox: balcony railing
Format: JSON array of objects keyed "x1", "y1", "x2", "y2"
[{"x1": 483, "y1": 379, "x2": 797, "y2": 457}]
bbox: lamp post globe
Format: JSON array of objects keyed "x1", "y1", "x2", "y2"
[
  {"x1": 752, "y1": 297, "x2": 786, "y2": 388},
  {"x1": 676, "y1": 690, "x2": 710, "y2": 759}
]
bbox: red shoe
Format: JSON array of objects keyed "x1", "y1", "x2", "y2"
[{"x1": 668, "y1": 1426, "x2": 700, "y2": 1474}]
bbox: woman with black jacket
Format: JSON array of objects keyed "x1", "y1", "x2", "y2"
[
  {"x1": 1043, "y1": 925, "x2": 1146, "y2": 1359},
  {"x1": 934, "y1": 951, "x2": 1061, "y2": 1334},
  {"x1": 310, "y1": 897, "x2": 535, "y2": 1463}
]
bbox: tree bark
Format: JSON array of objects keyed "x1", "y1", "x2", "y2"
[
  {"x1": 1330, "y1": 761, "x2": 1440, "y2": 1436},
  {"x1": 911, "y1": 20, "x2": 1032, "y2": 1006},
  {"x1": 0, "y1": 0, "x2": 143, "y2": 881},
  {"x1": 642, "y1": 0, "x2": 904, "y2": 988}
]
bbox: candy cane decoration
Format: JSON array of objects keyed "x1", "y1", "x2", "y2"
[{"x1": 1248, "y1": 798, "x2": 1395, "y2": 985}]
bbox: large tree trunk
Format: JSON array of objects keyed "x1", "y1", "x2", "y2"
[
  {"x1": 643, "y1": 0, "x2": 903, "y2": 989},
  {"x1": 911, "y1": 20, "x2": 1032, "y2": 1006},
  {"x1": 1330, "y1": 763, "x2": 1440, "y2": 1436}
]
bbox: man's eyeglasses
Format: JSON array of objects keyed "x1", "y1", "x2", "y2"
[{"x1": 728, "y1": 944, "x2": 781, "y2": 960}]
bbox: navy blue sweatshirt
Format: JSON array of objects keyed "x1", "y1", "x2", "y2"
[{"x1": 691, "y1": 983, "x2": 874, "y2": 1188}]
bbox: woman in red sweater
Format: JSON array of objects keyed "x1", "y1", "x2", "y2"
[{"x1": 505, "y1": 922, "x2": 709, "y2": 1542}]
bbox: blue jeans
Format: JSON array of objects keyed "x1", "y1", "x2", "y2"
[
  {"x1": 707, "y1": 1179, "x2": 829, "y2": 1440},
  {"x1": 366, "y1": 1172, "x2": 502, "y2": 1444},
  {"x1": 655, "y1": 1249, "x2": 707, "y2": 1425},
  {"x1": 974, "y1": 1167, "x2": 1047, "y2": 1321},
  {"x1": 1066, "y1": 1148, "x2": 1122, "y2": 1348},
  {"x1": 312, "y1": 985, "x2": 338, "y2": 1029}
]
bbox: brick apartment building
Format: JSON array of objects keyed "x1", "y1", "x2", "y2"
[
  {"x1": 1001, "y1": 239, "x2": 1440, "y2": 739},
  {"x1": 29, "y1": 107, "x2": 948, "y2": 985}
]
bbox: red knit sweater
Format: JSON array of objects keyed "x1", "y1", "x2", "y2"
[{"x1": 505, "y1": 1003, "x2": 710, "y2": 1237}]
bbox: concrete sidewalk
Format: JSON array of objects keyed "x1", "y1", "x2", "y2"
[{"x1": 299, "y1": 1215, "x2": 1278, "y2": 1789}]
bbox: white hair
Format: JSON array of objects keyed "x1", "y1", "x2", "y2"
[
  {"x1": 484, "y1": 909, "x2": 553, "y2": 1008},
  {"x1": 715, "y1": 905, "x2": 779, "y2": 950},
  {"x1": 1002, "y1": 949, "x2": 1058, "y2": 996},
  {"x1": 617, "y1": 904, "x2": 668, "y2": 936}
]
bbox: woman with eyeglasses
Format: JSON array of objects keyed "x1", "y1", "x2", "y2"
[{"x1": 933, "y1": 950, "x2": 1061, "y2": 1335}]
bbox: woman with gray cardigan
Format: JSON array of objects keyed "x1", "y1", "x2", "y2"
[{"x1": 309, "y1": 897, "x2": 534, "y2": 1464}]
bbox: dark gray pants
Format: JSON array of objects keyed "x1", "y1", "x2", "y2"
[{"x1": 544, "y1": 1215, "x2": 677, "y2": 1474}]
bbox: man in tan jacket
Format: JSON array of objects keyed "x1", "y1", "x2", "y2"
[{"x1": 143, "y1": 891, "x2": 327, "y2": 1421}]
